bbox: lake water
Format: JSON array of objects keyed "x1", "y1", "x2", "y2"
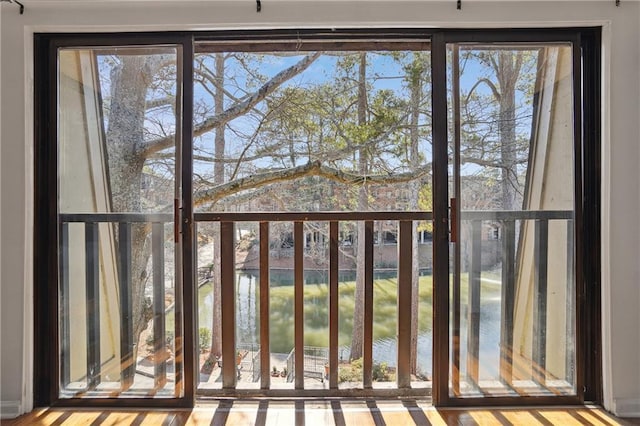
[{"x1": 198, "y1": 270, "x2": 502, "y2": 380}]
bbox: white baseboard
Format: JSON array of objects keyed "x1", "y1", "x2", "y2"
[
  {"x1": 613, "y1": 398, "x2": 640, "y2": 418},
  {"x1": 0, "y1": 401, "x2": 22, "y2": 419}
]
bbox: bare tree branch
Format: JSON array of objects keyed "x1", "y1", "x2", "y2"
[
  {"x1": 146, "y1": 96, "x2": 174, "y2": 110},
  {"x1": 193, "y1": 64, "x2": 243, "y2": 104},
  {"x1": 460, "y1": 154, "x2": 528, "y2": 168},
  {"x1": 139, "y1": 52, "x2": 322, "y2": 157},
  {"x1": 193, "y1": 160, "x2": 430, "y2": 206},
  {"x1": 465, "y1": 77, "x2": 501, "y2": 104}
]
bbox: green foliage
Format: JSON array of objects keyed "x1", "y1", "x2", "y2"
[
  {"x1": 337, "y1": 358, "x2": 395, "y2": 383},
  {"x1": 104, "y1": 42, "x2": 540, "y2": 366},
  {"x1": 266, "y1": 276, "x2": 433, "y2": 353},
  {"x1": 418, "y1": 183, "x2": 433, "y2": 232},
  {"x1": 372, "y1": 361, "x2": 393, "y2": 382},
  {"x1": 338, "y1": 357, "x2": 362, "y2": 382},
  {"x1": 199, "y1": 327, "x2": 211, "y2": 352}
]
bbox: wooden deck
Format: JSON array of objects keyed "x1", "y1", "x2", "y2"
[{"x1": 3, "y1": 402, "x2": 636, "y2": 425}]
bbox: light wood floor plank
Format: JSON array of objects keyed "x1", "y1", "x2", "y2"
[{"x1": 2, "y1": 404, "x2": 634, "y2": 425}]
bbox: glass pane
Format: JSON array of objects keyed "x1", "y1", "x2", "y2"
[
  {"x1": 268, "y1": 222, "x2": 296, "y2": 390},
  {"x1": 192, "y1": 46, "x2": 432, "y2": 394},
  {"x1": 58, "y1": 46, "x2": 182, "y2": 398},
  {"x1": 196, "y1": 221, "x2": 222, "y2": 390},
  {"x1": 448, "y1": 43, "x2": 576, "y2": 397}
]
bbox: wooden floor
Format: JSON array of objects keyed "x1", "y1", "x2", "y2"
[{"x1": 3, "y1": 401, "x2": 638, "y2": 426}]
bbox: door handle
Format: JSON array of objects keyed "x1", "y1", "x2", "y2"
[
  {"x1": 174, "y1": 198, "x2": 180, "y2": 243},
  {"x1": 450, "y1": 197, "x2": 458, "y2": 243}
]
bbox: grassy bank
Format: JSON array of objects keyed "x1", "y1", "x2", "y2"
[
  {"x1": 186, "y1": 272, "x2": 502, "y2": 356},
  {"x1": 199, "y1": 276, "x2": 434, "y2": 353}
]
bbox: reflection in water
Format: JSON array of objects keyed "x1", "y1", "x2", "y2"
[{"x1": 197, "y1": 271, "x2": 502, "y2": 380}]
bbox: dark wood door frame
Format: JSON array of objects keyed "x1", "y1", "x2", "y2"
[{"x1": 33, "y1": 27, "x2": 601, "y2": 408}]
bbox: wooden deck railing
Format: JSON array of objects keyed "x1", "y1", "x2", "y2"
[
  {"x1": 58, "y1": 209, "x2": 572, "y2": 397},
  {"x1": 59, "y1": 213, "x2": 173, "y2": 393},
  {"x1": 453, "y1": 210, "x2": 573, "y2": 393},
  {"x1": 195, "y1": 211, "x2": 432, "y2": 394}
]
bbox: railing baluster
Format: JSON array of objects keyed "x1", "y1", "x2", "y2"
[
  {"x1": 294, "y1": 221, "x2": 304, "y2": 389},
  {"x1": 329, "y1": 221, "x2": 339, "y2": 389},
  {"x1": 397, "y1": 220, "x2": 412, "y2": 388},
  {"x1": 533, "y1": 219, "x2": 549, "y2": 385},
  {"x1": 500, "y1": 219, "x2": 516, "y2": 385},
  {"x1": 60, "y1": 222, "x2": 71, "y2": 388},
  {"x1": 259, "y1": 222, "x2": 270, "y2": 390},
  {"x1": 221, "y1": 221, "x2": 236, "y2": 389},
  {"x1": 118, "y1": 222, "x2": 134, "y2": 390},
  {"x1": 467, "y1": 219, "x2": 481, "y2": 385},
  {"x1": 152, "y1": 222, "x2": 167, "y2": 388},
  {"x1": 566, "y1": 220, "x2": 575, "y2": 385},
  {"x1": 452, "y1": 212, "x2": 462, "y2": 396},
  {"x1": 363, "y1": 220, "x2": 374, "y2": 389},
  {"x1": 85, "y1": 221, "x2": 101, "y2": 389},
  {"x1": 59, "y1": 209, "x2": 574, "y2": 398}
]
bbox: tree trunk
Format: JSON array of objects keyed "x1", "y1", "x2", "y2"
[
  {"x1": 104, "y1": 52, "x2": 320, "y2": 368},
  {"x1": 408, "y1": 54, "x2": 422, "y2": 375},
  {"x1": 209, "y1": 53, "x2": 225, "y2": 359},
  {"x1": 106, "y1": 56, "x2": 162, "y2": 356},
  {"x1": 497, "y1": 52, "x2": 521, "y2": 211},
  {"x1": 350, "y1": 53, "x2": 368, "y2": 361}
]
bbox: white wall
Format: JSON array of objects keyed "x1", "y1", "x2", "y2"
[{"x1": 1, "y1": 0, "x2": 639, "y2": 418}]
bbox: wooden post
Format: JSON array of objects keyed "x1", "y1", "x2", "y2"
[
  {"x1": 221, "y1": 221, "x2": 236, "y2": 389},
  {"x1": 294, "y1": 221, "x2": 304, "y2": 389},
  {"x1": 118, "y1": 222, "x2": 134, "y2": 390},
  {"x1": 85, "y1": 222, "x2": 101, "y2": 389},
  {"x1": 259, "y1": 222, "x2": 270, "y2": 389},
  {"x1": 466, "y1": 220, "x2": 481, "y2": 385},
  {"x1": 397, "y1": 220, "x2": 413, "y2": 388},
  {"x1": 533, "y1": 219, "x2": 549, "y2": 385},
  {"x1": 60, "y1": 222, "x2": 70, "y2": 388},
  {"x1": 499, "y1": 220, "x2": 516, "y2": 385},
  {"x1": 152, "y1": 222, "x2": 167, "y2": 388},
  {"x1": 565, "y1": 220, "x2": 575, "y2": 385},
  {"x1": 329, "y1": 221, "x2": 339, "y2": 389},
  {"x1": 363, "y1": 220, "x2": 374, "y2": 389}
]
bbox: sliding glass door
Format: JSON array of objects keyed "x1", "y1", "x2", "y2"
[
  {"x1": 190, "y1": 39, "x2": 434, "y2": 396},
  {"x1": 35, "y1": 35, "x2": 190, "y2": 405},
  {"x1": 49, "y1": 40, "x2": 188, "y2": 401},
  {"x1": 35, "y1": 29, "x2": 599, "y2": 407},
  {"x1": 443, "y1": 35, "x2": 586, "y2": 404}
]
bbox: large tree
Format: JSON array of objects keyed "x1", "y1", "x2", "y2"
[
  {"x1": 403, "y1": 52, "x2": 431, "y2": 375},
  {"x1": 104, "y1": 47, "x2": 490, "y2": 381},
  {"x1": 105, "y1": 51, "x2": 322, "y2": 358},
  {"x1": 459, "y1": 49, "x2": 537, "y2": 210}
]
